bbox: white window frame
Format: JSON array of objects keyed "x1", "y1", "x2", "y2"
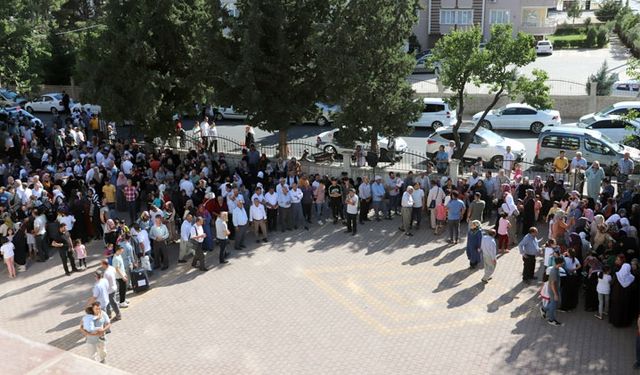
[
  {"x1": 440, "y1": 10, "x2": 456, "y2": 25},
  {"x1": 440, "y1": 9, "x2": 474, "y2": 25},
  {"x1": 489, "y1": 9, "x2": 510, "y2": 25}
]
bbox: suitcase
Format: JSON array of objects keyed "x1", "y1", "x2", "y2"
[{"x1": 131, "y1": 268, "x2": 150, "y2": 293}]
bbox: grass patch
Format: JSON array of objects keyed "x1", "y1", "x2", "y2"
[{"x1": 548, "y1": 28, "x2": 586, "y2": 42}]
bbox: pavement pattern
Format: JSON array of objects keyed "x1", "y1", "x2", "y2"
[{"x1": 0, "y1": 215, "x2": 636, "y2": 375}]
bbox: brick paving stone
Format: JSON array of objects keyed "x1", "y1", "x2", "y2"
[{"x1": 0, "y1": 216, "x2": 636, "y2": 374}]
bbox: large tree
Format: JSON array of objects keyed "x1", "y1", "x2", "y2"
[
  {"x1": 322, "y1": 0, "x2": 421, "y2": 153},
  {"x1": 431, "y1": 24, "x2": 552, "y2": 161},
  {"x1": 207, "y1": 0, "x2": 331, "y2": 155},
  {"x1": 78, "y1": 0, "x2": 212, "y2": 137}
]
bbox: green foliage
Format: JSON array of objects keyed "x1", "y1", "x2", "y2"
[
  {"x1": 567, "y1": 1, "x2": 583, "y2": 24},
  {"x1": 613, "y1": 6, "x2": 640, "y2": 57},
  {"x1": 408, "y1": 34, "x2": 421, "y2": 54},
  {"x1": 431, "y1": 24, "x2": 551, "y2": 158},
  {"x1": 584, "y1": 17, "x2": 592, "y2": 30},
  {"x1": 596, "y1": 26, "x2": 608, "y2": 47},
  {"x1": 585, "y1": 61, "x2": 618, "y2": 96},
  {"x1": 595, "y1": 0, "x2": 623, "y2": 22},
  {"x1": 585, "y1": 26, "x2": 597, "y2": 47},
  {"x1": 322, "y1": 0, "x2": 421, "y2": 151},
  {"x1": 78, "y1": 0, "x2": 212, "y2": 137}
]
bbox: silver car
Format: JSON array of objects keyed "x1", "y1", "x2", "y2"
[
  {"x1": 316, "y1": 128, "x2": 408, "y2": 155},
  {"x1": 425, "y1": 126, "x2": 526, "y2": 168}
]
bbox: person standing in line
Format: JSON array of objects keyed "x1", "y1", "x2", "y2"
[
  {"x1": 345, "y1": 188, "x2": 359, "y2": 236},
  {"x1": 313, "y1": 180, "x2": 326, "y2": 224},
  {"x1": 518, "y1": 227, "x2": 541, "y2": 283},
  {"x1": 123, "y1": 179, "x2": 138, "y2": 225},
  {"x1": 190, "y1": 216, "x2": 208, "y2": 271},
  {"x1": 399, "y1": 186, "x2": 414, "y2": 236},
  {"x1": 32, "y1": 208, "x2": 48, "y2": 262},
  {"x1": 481, "y1": 229, "x2": 497, "y2": 283},
  {"x1": 232, "y1": 200, "x2": 249, "y2": 250},
  {"x1": 411, "y1": 182, "x2": 425, "y2": 230},
  {"x1": 446, "y1": 191, "x2": 465, "y2": 244},
  {"x1": 250, "y1": 197, "x2": 268, "y2": 243},
  {"x1": 264, "y1": 186, "x2": 279, "y2": 230},
  {"x1": 585, "y1": 161, "x2": 605, "y2": 201},
  {"x1": 178, "y1": 213, "x2": 193, "y2": 263},
  {"x1": 289, "y1": 183, "x2": 307, "y2": 230},
  {"x1": 427, "y1": 180, "x2": 445, "y2": 231},
  {"x1": 466, "y1": 220, "x2": 483, "y2": 269},
  {"x1": 371, "y1": 176, "x2": 388, "y2": 221},
  {"x1": 595, "y1": 265, "x2": 612, "y2": 320},
  {"x1": 328, "y1": 178, "x2": 343, "y2": 224},
  {"x1": 277, "y1": 186, "x2": 292, "y2": 232},
  {"x1": 111, "y1": 247, "x2": 129, "y2": 308},
  {"x1": 358, "y1": 176, "x2": 372, "y2": 225},
  {"x1": 149, "y1": 215, "x2": 170, "y2": 270},
  {"x1": 502, "y1": 146, "x2": 515, "y2": 174},
  {"x1": 618, "y1": 151, "x2": 635, "y2": 189},
  {"x1": 541, "y1": 256, "x2": 565, "y2": 326},
  {"x1": 216, "y1": 212, "x2": 231, "y2": 264},
  {"x1": 99, "y1": 259, "x2": 122, "y2": 321},
  {"x1": 386, "y1": 172, "x2": 401, "y2": 216},
  {"x1": 467, "y1": 192, "x2": 485, "y2": 223},
  {"x1": 80, "y1": 302, "x2": 111, "y2": 364}
]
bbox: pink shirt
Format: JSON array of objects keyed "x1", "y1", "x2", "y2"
[
  {"x1": 435, "y1": 204, "x2": 447, "y2": 221},
  {"x1": 74, "y1": 244, "x2": 86, "y2": 259},
  {"x1": 498, "y1": 218, "x2": 510, "y2": 235}
]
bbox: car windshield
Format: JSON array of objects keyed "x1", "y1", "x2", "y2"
[
  {"x1": 1, "y1": 90, "x2": 17, "y2": 100},
  {"x1": 476, "y1": 128, "x2": 504, "y2": 144},
  {"x1": 594, "y1": 105, "x2": 614, "y2": 117},
  {"x1": 52, "y1": 94, "x2": 63, "y2": 100},
  {"x1": 494, "y1": 106, "x2": 506, "y2": 115}
]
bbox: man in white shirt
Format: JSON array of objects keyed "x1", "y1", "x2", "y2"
[
  {"x1": 289, "y1": 183, "x2": 307, "y2": 230},
  {"x1": 200, "y1": 118, "x2": 210, "y2": 150},
  {"x1": 503, "y1": 146, "x2": 515, "y2": 173},
  {"x1": 345, "y1": 188, "x2": 359, "y2": 235},
  {"x1": 178, "y1": 213, "x2": 193, "y2": 263},
  {"x1": 249, "y1": 198, "x2": 268, "y2": 243},
  {"x1": 427, "y1": 181, "x2": 445, "y2": 231},
  {"x1": 99, "y1": 260, "x2": 121, "y2": 320},
  {"x1": 232, "y1": 200, "x2": 249, "y2": 250},
  {"x1": 57, "y1": 211, "x2": 76, "y2": 233},
  {"x1": 251, "y1": 186, "x2": 265, "y2": 204},
  {"x1": 33, "y1": 209, "x2": 48, "y2": 261},
  {"x1": 208, "y1": 121, "x2": 218, "y2": 153},
  {"x1": 275, "y1": 178, "x2": 289, "y2": 197},
  {"x1": 190, "y1": 216, "x2": 208, "y2": 271},
  {"x1": 179, "y1": 174, "x2": 195, "y2": 197},
  {"x1": 411, "y1": 182, "x2": 425, "y2": 230},
  {"x1": 88, "y1": 269, "x2": 110, "y2": 313},
  {"x1": 133, "y1": 225, "x2": 151, "y2": 257},
  {"x1": 400, "y1": 186, "x2": 415, "y2": 236},
  {"x1": 358, "y1": 176, "x2": 371, "y2": 225},
  {"x1": 264, "y1": 186, "x2": 279, "y2": 231},
  {"x1": 121, "y1": 157, "x2": 133, "y2": 176},
  {"x1": 481, "y1": 229, "x2": 498, "y2": 283}
]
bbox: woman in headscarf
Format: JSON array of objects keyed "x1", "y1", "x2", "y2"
[
  {"x1": 521, "y1": 189, "x2": 536, "y2": 237},
  {"x1": 12, "y1": 220, "x2": 28, "y2": 272},
  {"x1": 501, "y1": 189, "x2": 519, "y2": 246},
  {"x1": 560, "y1": 243, "x2": 582, "y2": 311},
  {"x1": 103, "y1": 219, "x2": 118, "y2": 249},
  {"x1": 582, "y1": 251, "x2": 602, "y2": 312},
  {"x1": 466, "y1": 220, "x2": 483, "y2": 269},
  {"x1": 115, "y1": 171, "x2": 128, "y2": 212},
  {"x1": 609, "y1": 255, "x2": 637, "y2": 327}
]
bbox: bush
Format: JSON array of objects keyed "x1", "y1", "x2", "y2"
[
  {"x1": 584, "y1": 17, "x2": 592, "y2": 30},
  {"x1": 585, "y1": 27, "x2": 597, "y2": 47},
  {"x1": 585, "y1": 61, "x2": 619, "y2": 96},
  {"x1": 596, "y1": 0, "x2": 622, "y2": 22},
  {"x1": 596, "y1": 27, "x2": 608, "y2": 48},
  {"x1": 552, "y1": 39, "x2": 569, "y2": 49}
]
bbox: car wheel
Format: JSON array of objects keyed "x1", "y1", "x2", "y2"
[
  {"x1": 50, "y1": 107, "x2": 58, "y2": 114},
  {"x1": 26, "y1": 106, "x2": 34, "y2": 113},
  {"x1": 316, "y1": 116, "x2": 328, "y2": 127},
  {"x1": 530, "y1": 122, "x2": 544, "y2": 134},
  {"x1": 490, "y1": 155, "x2": 504, "y2": 169},
  {"x1": 542, "y1": 158, "x2": 555, "y2": 173},
  {"x1": 214, "y1": 113, "x2": 223, "y2": 121},
  {"x1": 431, "y1": 121, "x2": 443, "y2": 130},
  {"x1": 479, "y1": 120, "x2": 492, "y2": 130},
  {"x1": 324, "y1": 145, "x2": 338, "y2": 155}
]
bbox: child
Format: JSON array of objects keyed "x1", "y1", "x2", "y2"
[
  {"x1": 595, "y1": 265, "x2": 612, "y2": 320},
  {"x1": 512, "y1": 163, "x2": 523, "y2": 181},
  {"x1": 1, "y1": 237, "x2": 16, "y2": 278},
  {"x1": 497, "y1": 211, "x2": 510, "y2": 253},
  {"x1": 74, "y1": 239, "x2": 88, "y2": 269},
  {"x1": 103, "y1": 243, "x2": 114, "y2": 264},
  {"x1": 435, "y1": 201, "x2": 447, "y2": 235}
]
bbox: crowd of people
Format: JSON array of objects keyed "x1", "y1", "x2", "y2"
[{"x1": 2, "y1": 109, "x2": 640, "y2": 365}]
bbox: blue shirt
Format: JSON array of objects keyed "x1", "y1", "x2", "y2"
[
  {"x1": 371, "y1": 183, "x2": 385, "y2": 202},
  {"x1": 518, "y1": 234, "x2": 540, "y2": 256},
  {"x1": 446, "y1": 199, "x2": 465, "y2": 220}
]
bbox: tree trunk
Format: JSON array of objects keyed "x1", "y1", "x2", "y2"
[
  {"x1": 279, "y1": 129, "x2": 288, "y2": 159},
  {"x1": 456, "y1": 88, "x2": 505, "y2": 159},
  {"x1": 370, "y1": 132, "x2": 378, "y2": 154}
]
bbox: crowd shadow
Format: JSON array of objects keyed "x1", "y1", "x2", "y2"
[
  {"x1": 433, "y1": 247, "x2": 465, "y2": 266},
  {"x1": 486, "y1": 282, "x2": 529, "y2": 313},
  {"x1": 433, "y1": 267, "x2": 477, "y2": 293},
  {"x1": 447, "y1": 281, "x2": 486, "y2": 309},
  {"x1": 401, "y1": 244, "x2": 450, "y2": 266}
]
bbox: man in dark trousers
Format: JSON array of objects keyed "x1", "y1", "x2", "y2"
[
  {"x1": 190, "y1": 216, "x2": 208, "y2": 271},
  {"x1": 149, "y1": 214, "x2": 170, "y2": 270},
  {"x1": 518, "y1": 226, "x2": 541, "y2": 283},
  {"x1": 62, "y1": 90, "x2": 71, "y2": 115},
  {"x1": 50, "y1": 222, "x2": 78, "y2": 276}
]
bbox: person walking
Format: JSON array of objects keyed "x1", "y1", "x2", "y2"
[
  {"x1": 99, "y1": 260, "x2": 121, "y2": 321},
  {"x1": 190, "y1": 216, "x2": 208, "y2": 271},
  {"x1": 80, "y1": 302, "x2": 111, "y2": 364},
  {"x1": 216, "y1": 212, "x2": 231, "y2": 264},
  {"x1": 481, "y1": 229, "x2": 497, "y2": 283},
  {"x1": 466, "y1": 220, "x2": 483, "y2": 269},
  {"x1": 518, "y1": 227, "x2": 541, "y2": 283},
  {"x1": 541, "y1": 256, "x2": 565, "y2": 326},
  {"x1": 446, "y1": 191, "x2": 465, "y2": 244},
  {"x1": 345, "y1": 188, "x2": 359, "y2": 236},
  {"x1": 149, "y1": 215, "x2": 170, "y2": 270},
  {"x1": 466, "y1": 192, "x2": 485, "y2": 223},
  {"x1": 399, "y1": 186, "x2": 414, "y2": 236},
  {"x1": 232, "y1": 200, "x2": 249, "y2": 250}
]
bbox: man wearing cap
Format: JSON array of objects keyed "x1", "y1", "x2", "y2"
[
  {"x1": 345, "y1": 188, "x2": 359, "y2": 235},
  {"x1": 399, "y1": 186, "x2": 414, "y2": 236},
  {"x1": 149, "y1": 215, "x2": 170, "y2": 270},
  {"x1": 250, "y1": 197, "x2": 268, "y2": 243}
]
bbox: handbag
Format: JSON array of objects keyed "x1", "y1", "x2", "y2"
[{"x1": 429, "y1": 200, "x2": 436, "y2": 209}]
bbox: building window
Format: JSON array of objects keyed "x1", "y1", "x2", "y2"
[
  {"x1": 489, "y1": 10, "x2": 510, "y2": 25},
  {"x1": 440, "y1": 9, "x2": 473, "y2": 25}
]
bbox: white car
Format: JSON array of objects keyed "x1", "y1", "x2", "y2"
[
  {"x1": 25, "y1": 93, "x2": 70, "y2": 114},
  {"x1": 72, "y1": 102, "x2": 102, "y2": 114},
  {"x1": 213, "y1": 106, "x2": 247, "y2": 121},
  {"x1": 579, "y1": 101, "x2": 640, "y2": 125},
  {"x1": 535, "y1": 40, "x2": 553, "y2": 55},
  {"x1": 311, "y1": 102, "x2": 340, "y2": 126},
  {"x1": 563, "y1": 116, "x2": 640, "y2": 144},
  {"x1": 426, "y1": 126, "x2": 526, "y2": 168},
  {"x1": 472, "y1": 103, "x2": 561, "y2": 134},
  {"x1": 611, "y1": 80, "x2": 640, "y2": 97},
  {"x1": 410, "y1": 98, "x2": 456, "y2": 129},
  {"x1": 316, "y1": 128, "x2": 408, "y2": 155}
]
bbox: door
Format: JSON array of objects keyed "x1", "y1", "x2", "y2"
[
  {"x1": 422, "y1": 102, "x2": 445, "y2": 128},
  {"x1": 497, "y1": 107, "x2": 518, "y2": 129},
  {"x1": 517, "y1": 107, "x2": 538, "y2": 129},
  {"x1": 589, "y1": 119, "x2": 627, "y2": 143},
  {"x1": 584, "y1": 137, "x2": 615, "y2": 168}
]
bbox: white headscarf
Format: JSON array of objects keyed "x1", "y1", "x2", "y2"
[
  {"x1": 617, "y1": 263, "x2": 635, "y2": 288},
  {"x1": 501, "y1": 193, "x2": 518, "y2": 216}
]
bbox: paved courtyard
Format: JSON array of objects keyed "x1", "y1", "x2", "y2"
[{"x1": 0, "y1": 218, "x2": 636, "y2": 374}]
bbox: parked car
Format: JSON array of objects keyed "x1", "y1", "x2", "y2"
[
  {"x1": 471, "y1": 103, "x2": 561, "y2": 134},
  {"x1": 0, "y1": 89, "x2": 28, "y2": 107},
  {"x1": 316, "y1": 128, "x2": 408, "y2": 156},
  {"x1": 24, "y1": 93, "x2": 69, "y2": 114},
  {"x1": 579, "y1": 101, "x2": 640, "y2": 125},
  {"x1": 212, "y1": 106, "x2": 247, "y2": 121},
  {"x1": 410, "y1": 98, "x2": 456, "y2": 129},
  {"x1": 534, "y1": 126, "x2": 640, "y2": 175},
  {"x1": 0, "y1": 107, "x2": 43, "y2": 127},
  {"x1": 309, "y1": 102, "x2": 340, "y2": 126},
  {"x1": 561, "y1": 116, "x2": 640, "y2": 144},
  {"x1": 72, "y1": 102, "x2": 102, "y2": 114},
  {"x1": 535, "y1": 40, "x2": 553, "y2": 55},
  {"x1": 425, "y1": 125, "x2": 526, "y2": 168},
  {"x1": 413, "y1": 50, "x2": 440, "y2": 74},
  {"x1": 611, "y1": 80, "x2": 639, "y2": 97}
]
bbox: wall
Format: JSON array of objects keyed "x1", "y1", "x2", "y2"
[{"x1": 33, "y1": 85, "x2": 81, "y2": 98}]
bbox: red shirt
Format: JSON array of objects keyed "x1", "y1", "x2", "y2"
[{"x1": 123, "y1": 186, "x2": 137, "y2": 202}]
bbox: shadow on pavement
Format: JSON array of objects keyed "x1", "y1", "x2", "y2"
[
  {"x1": 447, "y1": 281, "x2": 485, "y2": 309},
  {"x1": 401, "y1": 243, "x2": 450, "y2": 266},
  {"x1": 433, "y1": 247, "x2": 465, "y2": 266},
  {"x1": 486, "y1": 282, "x2": 529, "y2": 313},
  {"x1": 433, "y1": 267, "x2": 477, "y2": 293}
]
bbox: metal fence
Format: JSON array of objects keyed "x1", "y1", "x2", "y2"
[{"x1": 410, "y1": 77, "x2": 589, "y2": 97}]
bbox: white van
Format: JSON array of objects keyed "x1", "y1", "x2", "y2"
[
  {"x1": 611, "y1": 80, "x2": 640, "y2": 97},
  {"x1": 579, "y1": 101, "x2": 640, "y2": 125},
  {"x1": 410, "y1": 98, "x2": 456, "y2": 129}
]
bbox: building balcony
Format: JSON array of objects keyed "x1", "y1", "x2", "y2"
[
  {"x1": 520, "y1": 19, "x2": 557, "y2": 35},
  {"x1": 521, "y1": 0, "x2": 559, "y2": 7}
]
